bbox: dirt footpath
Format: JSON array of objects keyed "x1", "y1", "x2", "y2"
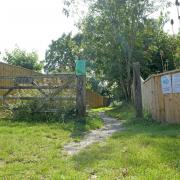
[{"x1": 64, "y1": 113, "x2": 123, "y2": 155}]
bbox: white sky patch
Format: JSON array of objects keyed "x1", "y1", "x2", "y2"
[
  {"x1": 0, "y1": 0, "x2": 179, "y2": 61},
  {"x1": 164, "y1": 0, "x2": 180, "y2": 34},
  {"x1": 0, "y1": 0, "x2": 77, "y2": 60}
]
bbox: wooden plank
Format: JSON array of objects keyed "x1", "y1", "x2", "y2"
[
  {"x1": 151, "y1": 77, "x2": 156, "y2": 120},
  {"x1": 154, "y1": 76, "x2": 165, "y2": 122},
  {"x1": 164, "y1": 94, "x2": 174, "y2": 122},
  {"x1": 32, "y1": 81, "x2": 48, "y2": 97},
  {"x1": 49, "y1": 81, "x2": 73, "y2": 97},
  {"x1": 173, "y1": 93, "x2": 180, "y2": 123},
  {"x1": 157, "y1": 76, "x2": 165, "y2": 122},
  {"x1": 0, "y1": 85, "x2": 76, "y2": 90},
  {"x1": 0, "y1": 74, "x2": 76, "y2": 80},
  {"x1": 0, "y1": 96, "x2": 76, "y2": 100},
  {"x1": 3, "y1": 88, "x2": 14, "y2": 97}
]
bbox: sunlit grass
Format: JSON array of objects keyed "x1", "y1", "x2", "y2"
[
  {"x1": 0, "y1": 109, "x2": 103, "y2": 179},
  {"x1": 0, "y1": 104, "x2": 179, "y2": 179},
  {"x1": 73, "y1": 103, "x2": 180, "y2": 179}
]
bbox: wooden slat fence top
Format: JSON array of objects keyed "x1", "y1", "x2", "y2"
[
  {"x1": 0, "y1": 85, "x2": 76, "y2": 90},
  {"x1": 0, "y1": 73, "x2": 76, "y2": 80},
  {"x1": 143, "y1": 69, "x2": 180, "y2": 83},
  {"x1": 0, "y1": 61, "x2": 41, "y2": 74},
  {"x1": 0, "y1": 96, "x2": 76, "y2": 100}
]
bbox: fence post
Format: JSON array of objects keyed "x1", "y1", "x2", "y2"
[
  {"x1": 133, "y1": 62, "x2": 143, "y2": 118},
  {"x1": 75, "y1": 60, "x2": 86, "y2": 116},
  {"x1": 76, "y1": 75, "x2": 86, "y2": 116}
]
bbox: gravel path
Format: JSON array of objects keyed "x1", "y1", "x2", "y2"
[{"x1": 64, "y1": 113, "x2": 123, "y2": 155}]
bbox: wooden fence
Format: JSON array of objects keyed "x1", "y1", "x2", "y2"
[
  {"x1": 142, "y1": 69, "x2": 180, "y2": 123},
  {"x1": 0, "y1": 62, "x2": 40, "y2": 95},
  {"x1": 0, "y1": 62, "x2": 108, "y2": 109},
  {"x1": 86, "y1": 89, "x2": 109, "y2": 108},
  {"x1": 0, "y1": 62, "x2": 40, "y2": 76}
]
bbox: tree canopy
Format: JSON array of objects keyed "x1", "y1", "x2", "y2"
[
  {"x1": 45, "y1": 33, "x2": 83, "y2": 73},
  {"x1": 3, "y1": 48, "x2": 42, "y2": 71},
  {"x1": 45, "y1": 0, "x2": 180, "y2": 101}
]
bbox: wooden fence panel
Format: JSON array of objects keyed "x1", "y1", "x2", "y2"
[
  {"x1": 86, "y1": 89, "x2": 108, "y2": 108},
  {"x1": 142, "y1": 69, "x2": 180, "y2": 123},
  {"x1": 0, "y1": 62, "x2": 40, "y2": 98},
  {"x1": 0, "y1": 62, "x2": 108, "y2": 109}
]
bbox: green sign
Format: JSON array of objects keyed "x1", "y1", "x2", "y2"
[{"x1": 75, "y1": 60, "x2": 86, "y2": 75}]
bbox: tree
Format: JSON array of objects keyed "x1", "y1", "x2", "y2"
[
  {"x1": 3, "y1": 48, "x2": 42, "y2": 71},
  {"x1": 79, "y1": 0, "x2": 170, "y2": 101},
  {"x1": 45, "y1": 33, "x2": 83, "y2": 73},
  {"x1": 63, "y1": 0, "x2": 175, "y2": 101},
  {"x1": 139, "y1": 17, "x2": 177, "y2": 78},
  {"x1": 174, "y1": 34, "x2": 180, "y2": 68}
]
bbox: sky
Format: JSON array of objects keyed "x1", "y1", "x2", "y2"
[
  {"x1": 0, "y1": 0, "x2": 77, "y2": 60},
  {"x1": 0, "y1": 0, "x2": 179, "y2": 61}
]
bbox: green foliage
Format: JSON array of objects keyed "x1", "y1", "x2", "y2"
[
  {"x1": 45, "y1": 33, "x2": 83, "y2": 73},
  {"x1": 77, "y1": 0, "x2": 172, "y2": 101},
  {"x1": 174, "y1": 34, "x2": 180, "y2": 68},
  {"x1": 10, "y1": 99, "x2": 77, "y2": 122},
  {"x1": 139, "y1": 17, "x2": 177, "y2": 78},
  {"x1": 61, "y1": 0, "x2": 180, "y2": 102},
  {"x1": 3, "y1": 48, "x2": 42, "y2": 71}
]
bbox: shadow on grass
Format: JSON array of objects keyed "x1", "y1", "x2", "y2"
[{"x1": 0, "y1": 109, "x2": 103, "y2": 140}]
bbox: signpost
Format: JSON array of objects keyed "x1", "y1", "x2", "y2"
[{"x1": 75, "y1": 60, "x2": 86, "y2": 116}]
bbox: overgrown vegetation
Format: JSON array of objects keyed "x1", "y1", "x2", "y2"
[{"x1": 10, "y1": 99, "x2": 77, "y2": 122}]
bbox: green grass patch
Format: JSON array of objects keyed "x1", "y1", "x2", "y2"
[
  {"x1": 0, "y1": 109, "x2": 103, "y2": 179},
  {"x1": 72, "y1": 103, "x2": 180, "y2": 179},
  {"x1": 0, "y1": 104, "x2": 179, "y2": 179}
]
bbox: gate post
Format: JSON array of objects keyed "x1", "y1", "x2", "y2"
[
  {"x1": 133, "y1": 62, "x2": 143, "y2": 118},
  {"x1": 76, "y1": 75, "x2": 86, "y2": 116},
  {"x1": 76, "y1": 60, "x2": 86, "y2": 116}
]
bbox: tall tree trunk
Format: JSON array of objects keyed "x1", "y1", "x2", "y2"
[{"x1": 118, "y1": 78, "x2": 128, "y2": 102}]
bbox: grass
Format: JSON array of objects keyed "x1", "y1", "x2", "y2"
[
  {"x1": 0, "y1": 108, "x2": 103, "y2": 179},
  {"x1": 0, "y1": 104, "x2": 179, "y2": 179},
  {"x1": 73, "y1": 104, "x2": 180, "y2": 179}
]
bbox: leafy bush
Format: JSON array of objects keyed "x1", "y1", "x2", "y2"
[{"x1": 11, "y1": 99, "x2": 77, "y2": 122}]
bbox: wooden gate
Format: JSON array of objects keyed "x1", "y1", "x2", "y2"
[{"x1": 0, "y1": 74, "x2": 77, "y2": 112}]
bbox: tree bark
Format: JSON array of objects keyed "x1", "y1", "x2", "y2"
[
  {"x1": 133, "y1": 62, "x2": 143, "y2": 118},
  {"x1": 76, "y1": 75, "x2": 86, "y2": 116}
]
